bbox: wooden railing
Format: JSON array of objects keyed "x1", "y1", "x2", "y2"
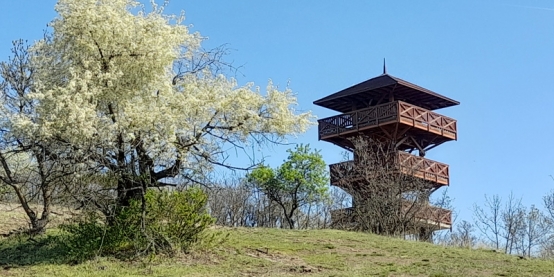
[
  {"x1": 397, "y1": 102, "x2": 457, "y2": 139},
  {"x1": 318, "y1": 101, "x2": 457, "y2": 140},
  {"x1": 415, "y1": 205, "x2": 452, "y2": 226},
  {"x1": 397, "y1": 152, "x2": 449, "y2": 185},
  {"x1": 330, "y1": 205, "x2": 452, "y2": 227},
  {"x1": 318, "y1": 102, "x2": 397, "y2": 138},
  {"x1": 329, "y1": 151, "x2": 449, "y2": 186}
]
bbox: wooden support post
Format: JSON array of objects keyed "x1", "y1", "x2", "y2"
[{"x1": 409, "y1": 136, "x2": 426, "y2": 157}]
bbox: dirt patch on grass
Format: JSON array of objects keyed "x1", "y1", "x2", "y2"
[
  {"x1": 243, "y1": 247, "x2": 320, "y2": 274},
  {"x1": 0, "y1": 203, "x2": 76, "y2": 235}
]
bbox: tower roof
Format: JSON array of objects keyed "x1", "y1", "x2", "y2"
[{"x1": 313, "y1": 74, "x2": 460, "y2": 113}]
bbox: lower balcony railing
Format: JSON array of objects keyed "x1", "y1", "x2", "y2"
[
  {"x1": 331, "y1": 204, "x2": 452, "y2": 229},
  {"x1": 329, "y1": 151, "x2": 449, "y2": 186}
]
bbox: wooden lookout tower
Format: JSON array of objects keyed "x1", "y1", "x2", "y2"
[{"x1": 314, "y1": 68, "x2": 459, "y2": 238}]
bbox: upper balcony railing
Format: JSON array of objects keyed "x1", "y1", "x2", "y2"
[
  {"x1": 329, "y1": 151, "x2": 449, "y2": 186},
  {"x1": 318, "y1": 101, "x2": 457, "y2": 140}
]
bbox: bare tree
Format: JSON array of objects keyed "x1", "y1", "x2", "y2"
[
  {"x1": 543, "y1": 188, "x2": 554, "y2": 222},
  {"x1": 473, "y1": 194, "x2": 502, "y2": 250},
  {"x1": 500, "y1": 193, "x2": 524, "y2": 254},
  {"x1": 450, "y1": 220, "x2": 477, "y2": 248},
  {"x1": 0, "y1": 40, "x2": 79, "y2": 235},
  {"x1": 205, "y1": 174, "x2": 348, "y2": 230},
  {"x1": 330, "y1": 136, "x2": 450, "y2": 240},
  {"x1": 515, "y1": 205, "x2": 550, "y2": 257},
  {"x1": 474, "y1": 193, "x2": 530, "y2": 255},
  {"x1": 539, "y1": 189, "x2": 554, "y2": 258},
  {"x1": 208, "y1": 180, "x2": 253, "y2": 227},
  {"x1": 319, "y1": 187, "x2": 351, "y2": 229},
  {"x1": 473, "y1": 192, "x2": 554, "y2": 257}
]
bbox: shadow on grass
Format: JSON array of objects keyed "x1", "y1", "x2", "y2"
[
  {"x1": 0, "y1": 231, "x2": 144, "y2": 269},
  {"x1": 0, "y1": 234, "x2": 76, "y2": 267}
]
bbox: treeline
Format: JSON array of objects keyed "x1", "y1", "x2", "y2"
[
  {"x1": 436, "y1": 191, "x2": 554, "y2": 258},
  {"x1": 206, "y1": 180, "x2": 350, "y2": 229}
]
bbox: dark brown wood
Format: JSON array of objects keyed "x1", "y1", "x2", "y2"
[
  {"x1": 330, "y1": 204, "x2": 452, "y2": 228},
  {"x1": 318, "y1": 101, "x2": 457, "y2": 141},
  {"x1": 313, "y1": 74, "x2": 460, "y2": 113},
  {"x1": 329, "y1": 151, "x2": 450, "y2": 187},
  {"x1": 317, "y1": 101, "x2": 457, "y2": 152},
  {"x1": 316, "y1": 73, "x2": 458, "y2": 233}
]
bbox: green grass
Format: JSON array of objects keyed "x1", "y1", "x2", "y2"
[
  {"x1": 2, "y1": 227, "x2": 554, "y2": 276},
  {"x1": 0, "y1": 204, "x2": 549, "y2": 276}
]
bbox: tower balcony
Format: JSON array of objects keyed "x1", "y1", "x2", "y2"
[
  {"x1": 318, "y1": 101, "x2": 457, "y2": 150},
  {"x1": 329, "y1": 151, "x2": 449, "y2": 188},
  {"x1": 330, "y1": 204, "x2": 452, "y2": 230}
]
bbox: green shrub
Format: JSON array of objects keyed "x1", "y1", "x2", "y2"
[
  {"x1": 60, "y1": 208, "x2": 140, "y2": 260},
  {"x1": 141, "y1": 187, "x2": 215, "y2": 253},
  {"x1": 60, "y1": 187, "x2": 214, "y2": 260}
]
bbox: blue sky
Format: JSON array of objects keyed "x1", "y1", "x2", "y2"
[{"x1": 2, "y1": 0, "x2": 554, "y2": 223}]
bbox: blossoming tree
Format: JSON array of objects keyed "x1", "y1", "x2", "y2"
[
  {"x1": 0, "y1": 41, "x2": 80, "y2": 234},
  {"x1": 4, "y1": 0, "x2": 313, "y2": 216}
]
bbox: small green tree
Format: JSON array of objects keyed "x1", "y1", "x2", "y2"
[{"x1": 248, "y1": 144, "x2": 329, "y2": 229}]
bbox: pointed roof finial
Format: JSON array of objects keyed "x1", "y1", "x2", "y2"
[{"x1": 383, "y1": 58, "x2": 387, "y2": 74}]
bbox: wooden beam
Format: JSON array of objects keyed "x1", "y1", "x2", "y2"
[
  {"x1": 409, "y1": 136, "x2": 425, "y2": 157},
  {"x1": 393, "y1": 122, "x2": 399, "y2": 141},
  {"x1": 396, "y1": 125, "x2": 411, "y2": 138},
  {"x1": 422, "y1": 135, "x2": 443, "y2": 151},
  {"x1": 395, "y1": 136, "x2": 410, "y2": 149},
  {"x1": 379, "y1": 126, "x2": 393, "y2": 140},
  {"x1": 375, "y1": 91, "x2": 388, "y2": 106}
]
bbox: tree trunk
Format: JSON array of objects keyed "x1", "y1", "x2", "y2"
[
  {"x1": 419, "y1": 227, "x2": 433, "y2": 242},
  {"x1": 117, "y1": 177, "x2": 142, "y2": 207},
  {"x1": 6, "y1": 184, "x2": 49, "y2": 235}
]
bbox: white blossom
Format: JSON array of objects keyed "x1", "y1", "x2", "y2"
[{"x1": 9, "y1": 0, "x2": 314, "y2": 184}]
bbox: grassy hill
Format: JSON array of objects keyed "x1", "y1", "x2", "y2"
[
  {"x1": 0, "y1": 203, "x2": 553, "y2": 276},
  {"x1": 2, "y1": 225, "x2": 554, "y2": 277}
]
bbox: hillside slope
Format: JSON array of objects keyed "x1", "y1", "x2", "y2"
[{"x1": 2, "y1": 227, "x2": 554, "y2": 277}]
